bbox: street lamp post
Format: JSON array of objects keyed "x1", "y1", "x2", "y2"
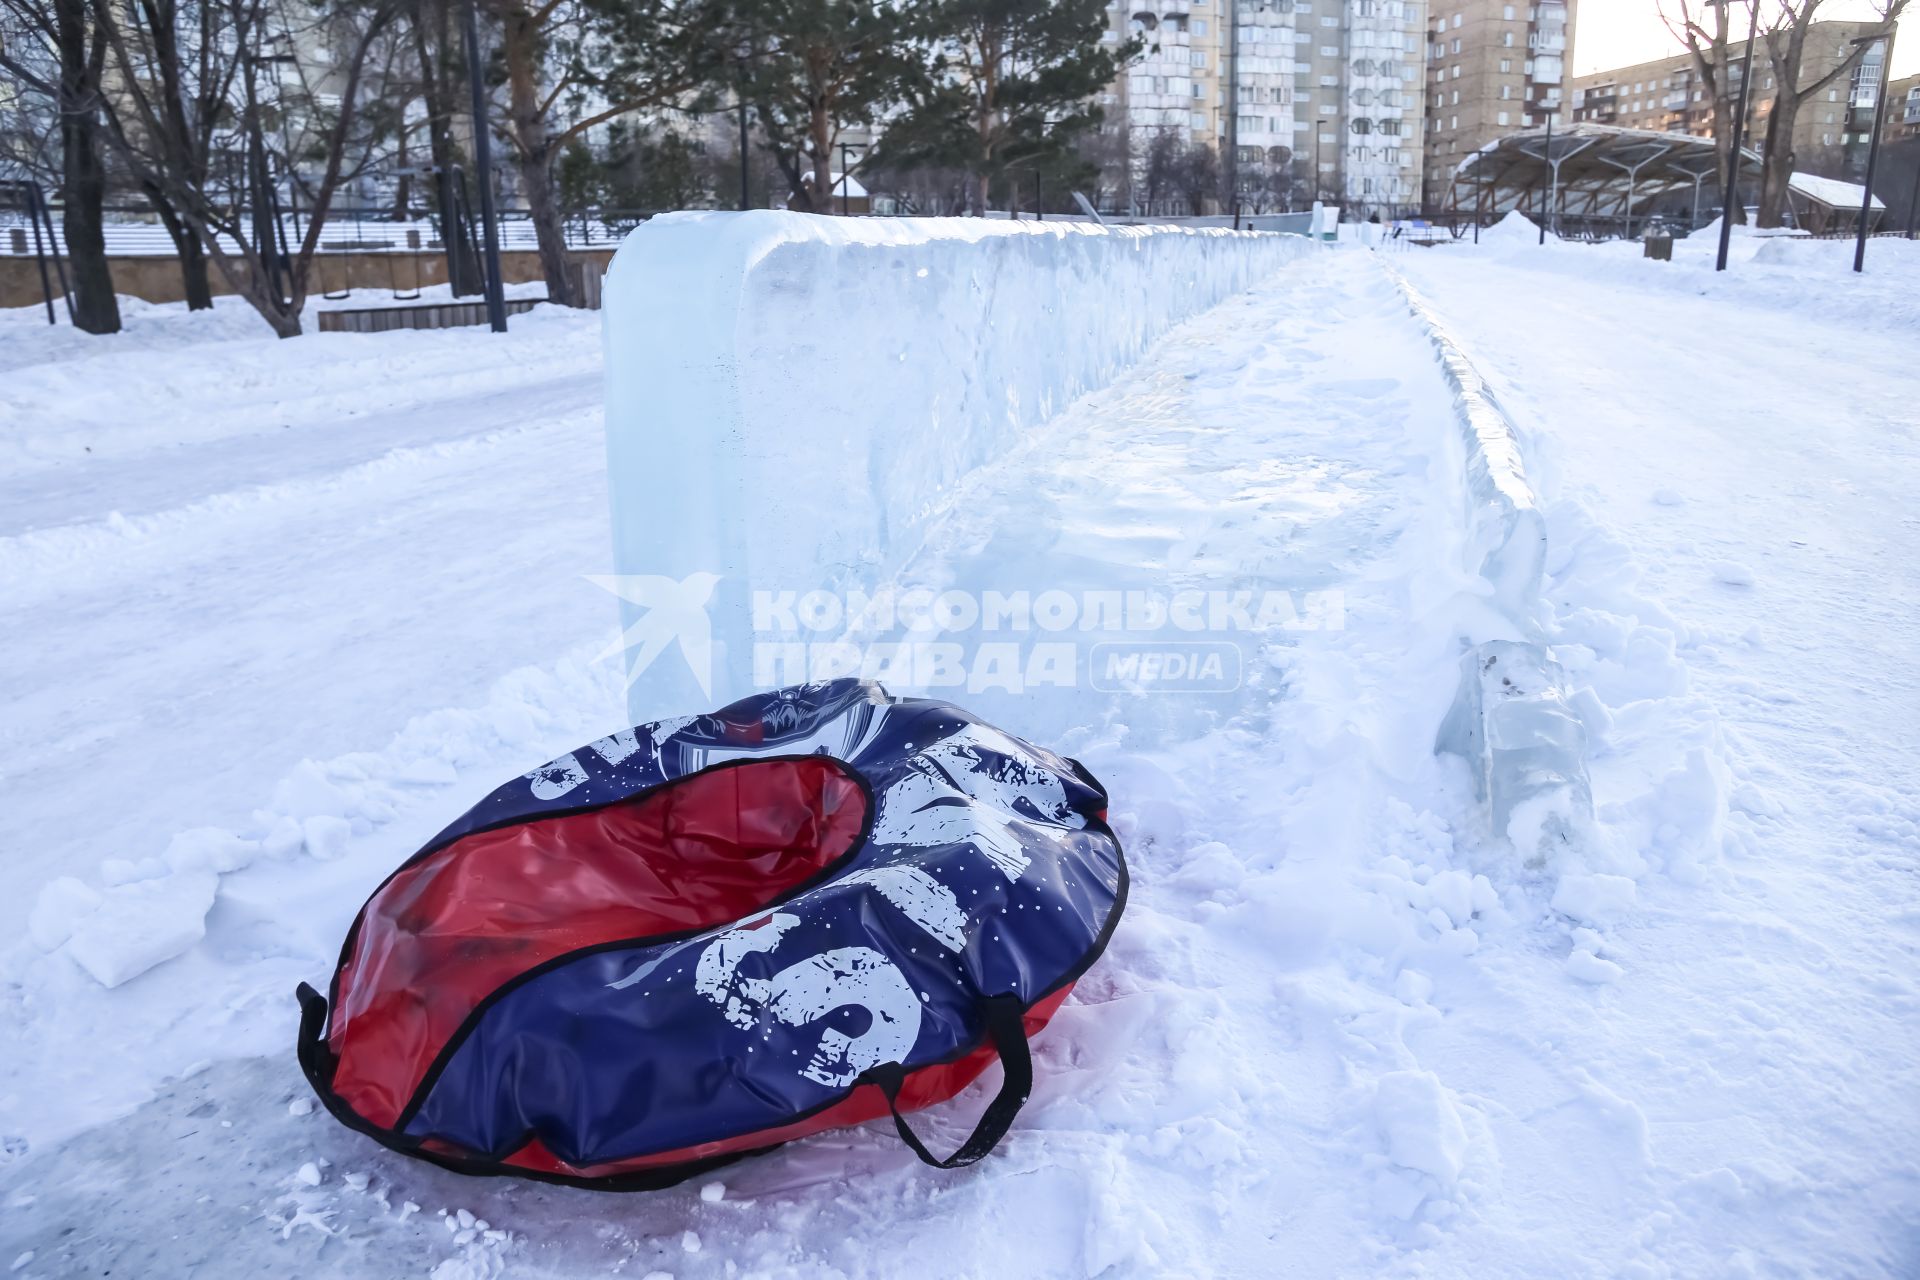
[
  {"x1": 1851, "y1": 29, "x2": 1896, "y2": 272},
  {"x1": 738, "y1": 101, "x2": 751, "y2": 210},
  {"x1": 1715, "y1": 0, "x2": 1760, "y2": 273},
  {"x1": 1539, "y1": 110, "x2": 1553, "y2": 244},
  {"x1": 463, "y1": 0, "x2": 507, "y2": 331}
]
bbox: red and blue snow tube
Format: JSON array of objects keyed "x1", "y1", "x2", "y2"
[{"x1": 295, "y1": 679, "x2": 1126, "y2": 1188}]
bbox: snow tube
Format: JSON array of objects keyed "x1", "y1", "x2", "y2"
[{"x1": 295, "y1": 679, "x2": 1126, "y2": 1189}]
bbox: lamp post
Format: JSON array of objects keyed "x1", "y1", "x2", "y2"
[
  {"x1": 738, "y1": 103, "x2": 751, "y2": 210},
  {"x1": 1850, "y1": 29, "x2": 1896, "y2": 272},
  {"x1": 1539, "y1": 109, "x2": 1553, "y2": 244},
  {"x1": 736, "y1": 36, "x2": 754, "y2": 211},
  {"x1": 1715, "y1": 0, "x2": 1759, "y2": 273},
  {"x1": 463, "y1": 0, "x2": 507, "y2": 331}
]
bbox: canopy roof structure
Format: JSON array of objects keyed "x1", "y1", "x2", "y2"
[{"x1": 1447, "y1": 124, "x2": 1760, "y2": 232}]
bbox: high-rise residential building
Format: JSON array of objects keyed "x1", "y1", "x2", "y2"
[
  {"x1": 1889, "y1": 72, "x2": 1920, "y2": 141},
  {"x1": 1568, "y1": 20, "x2": 1889, "y2": 182},
  {"x1": 1097, "y1": 0, "x2": 1430, "y2": 217},
  {"x1": 1419, "y1": 0, "x2": 1574, "y2": 210}
]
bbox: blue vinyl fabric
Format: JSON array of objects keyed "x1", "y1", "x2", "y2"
[{"x1": 399, "y1": 680, "x2": 1124, "y2": 1168}]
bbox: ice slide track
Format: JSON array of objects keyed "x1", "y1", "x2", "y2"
[{"x1": 4, "y1": 250, "x2": 1585, "y2": 1278}]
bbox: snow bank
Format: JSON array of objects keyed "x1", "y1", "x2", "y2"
[
  {"x1": 1381, "y1": 263, "x2": 1593, "y2": 858},
  {"x1": 1479, "y1": 211, "x2": 1543, "y2": 246},
  {"x1": 601, "y1": 211, "x2": 1315, "y2": 720}
]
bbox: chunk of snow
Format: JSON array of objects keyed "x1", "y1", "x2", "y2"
[
  {"x1": 1711, "y1": 561, "x2": 1756, "y2": 587},
  {"x1": 1372, "y1": 1070, "x2": 1470, "y2": 1185},
  {"x1": 160, "y1": 827, "x2": 257, "y2": 875},
  {"x1": 26, "y1": 876, "x2": 102, "y2": 952},
  {"x1": 288, "y1": 1097, "x2": 313, "y2": 1117},
  {"x1": 1651, "y1": 488, "x2": 1686, "y2": 507},
  {"x1": 295, "y1": 1161, "x2": 321, "y2": 1186},
  {"x1": 301, "y1": 814, "x2": 353, "y2": 860},
  {"x1": 1551, "y1": 873, "x2": 1639, "y2": 927},
  {"x1": 62, "y1": 870, "x2": 219, "y2": 987},
  {"x1": 1567, "y1": 949, "x2": 1625, "y2": 984},
  {"x1": 681, "y1": 1230, "x2": 702, "y2": 1253},
  {"x1": 698, "y1": 1181, "x2": 726, "y2": 1203}
]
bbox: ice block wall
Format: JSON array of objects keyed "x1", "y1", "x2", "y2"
[{"x1": 601, "y1": 211, "x2": 1314, "y2": 721}]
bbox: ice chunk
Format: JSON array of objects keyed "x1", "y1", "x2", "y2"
[
  {"x1": 62, "y1": 870, "x2": 219, "y2": 987},
  {"x1": 1436, "y1": 640, "x2": 1593, "y2": 861}
]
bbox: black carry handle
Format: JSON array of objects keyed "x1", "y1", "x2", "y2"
[
  {"x1": 295, "y1": 981, "x2": 332, "y2": 1091},
  {"x1": 861, "y1": 993, "x2": 1032, "y2": 1169}
]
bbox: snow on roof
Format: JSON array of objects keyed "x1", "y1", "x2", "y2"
[
  {"x1": 1788, "y1": 171, "x2": 1885, "y2": 211},
  {"x1": 830, "y1": 172, "x2": 869, "y2": 198}
]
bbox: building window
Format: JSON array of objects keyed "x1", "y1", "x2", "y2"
[
  {"x1": 1352, "y1": 118, "x2": 1373, "y2": 133},
  {"x1": 1497, "y1": 110, "x2": 1510, "y2": 125},
  {"x1": 1451, "y1": 37, "x2": 1461, "y2": 52},
  {"x1": 1452, "y1": 12, "x2": 1462, "y2": 26},
  {"x1": 1500, "y1": 58, "x2": 1511, "y2": 72}
]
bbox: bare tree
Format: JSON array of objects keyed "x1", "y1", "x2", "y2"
[
  {"x1": 0, "y1": 0, "x2": 122, "y2": 332},
  {"x1": 94, "y1": 0, "x2": 405, "y2": 336},
  {"x1": 1753, "y1": 0, "x2": 1906, "y2": 226},
  {"x1": 484, "y1": 0, "x2": 718, "y2": 303},
  {"x1": 1660, "y1": 0, "x2": 1748, "y2": 222}
]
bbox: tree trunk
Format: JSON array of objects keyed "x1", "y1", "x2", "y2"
[
  {"x1": 500, "y1": 3, "x2": 575, "y2": 304},
  {"x1": 810, "y1": 97, "x2": 835, "y2": 213},
  {"x1": 414, "y1": 0, "x2": 482, "y2": 295},
  {"x1": 520, "y1": 149, "x2": 575, "y2": 303},
  {"x1": 55, "y1": 0, "x2": 119, "y2": 334},
  {"x1": 146, "y1": 182, "x2": 213, "y2": 309},
  {"x1": 1755, "y1": 100, "x2": 1798, "y2": 227}
]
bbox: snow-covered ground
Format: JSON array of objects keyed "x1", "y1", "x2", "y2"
[{"x1": 2, "y1": 230, "x2": 1916, "y2": 1279}]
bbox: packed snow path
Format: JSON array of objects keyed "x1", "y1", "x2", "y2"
[
  {"x1": 3, "y1": 241, "x2": 1915, "y2": 1278},
  {"x1": 1395, "y1": 245, "x2": 1920, "y2": 1275}
]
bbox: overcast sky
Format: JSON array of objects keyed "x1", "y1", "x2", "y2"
[{"x1": 1573, "y1": 0, "x2": 1916, "y2": 78}]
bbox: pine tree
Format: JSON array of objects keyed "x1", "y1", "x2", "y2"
[
  {"x1": 882, "y1": 0, "x2": 1134, "y2": 215},
  {"x1": 732, "y1": 0, "x2": 928, "y2": 213}
]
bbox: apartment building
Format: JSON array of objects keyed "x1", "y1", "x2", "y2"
[
  {"x1": 1568, "y1": 20, "x2": 1888, "y2": 182},
  {"x1": 1420, "y1": 0, "x2": 1574, "y2": 209},
  {"x1": 1891, "y1": 72, "x2": 1920, "y2": 141},
  {"x1": 1100, "y1": 0, "x2": 1430, "y2": 217}
]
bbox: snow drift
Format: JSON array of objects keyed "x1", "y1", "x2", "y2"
[{"x1": 600, "y1": 211, "x2": 1316, "y2": 721}]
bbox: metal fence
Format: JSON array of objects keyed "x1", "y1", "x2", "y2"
[{"x1": 0, "y1": 203, "x2": 665, "y2": 257}]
